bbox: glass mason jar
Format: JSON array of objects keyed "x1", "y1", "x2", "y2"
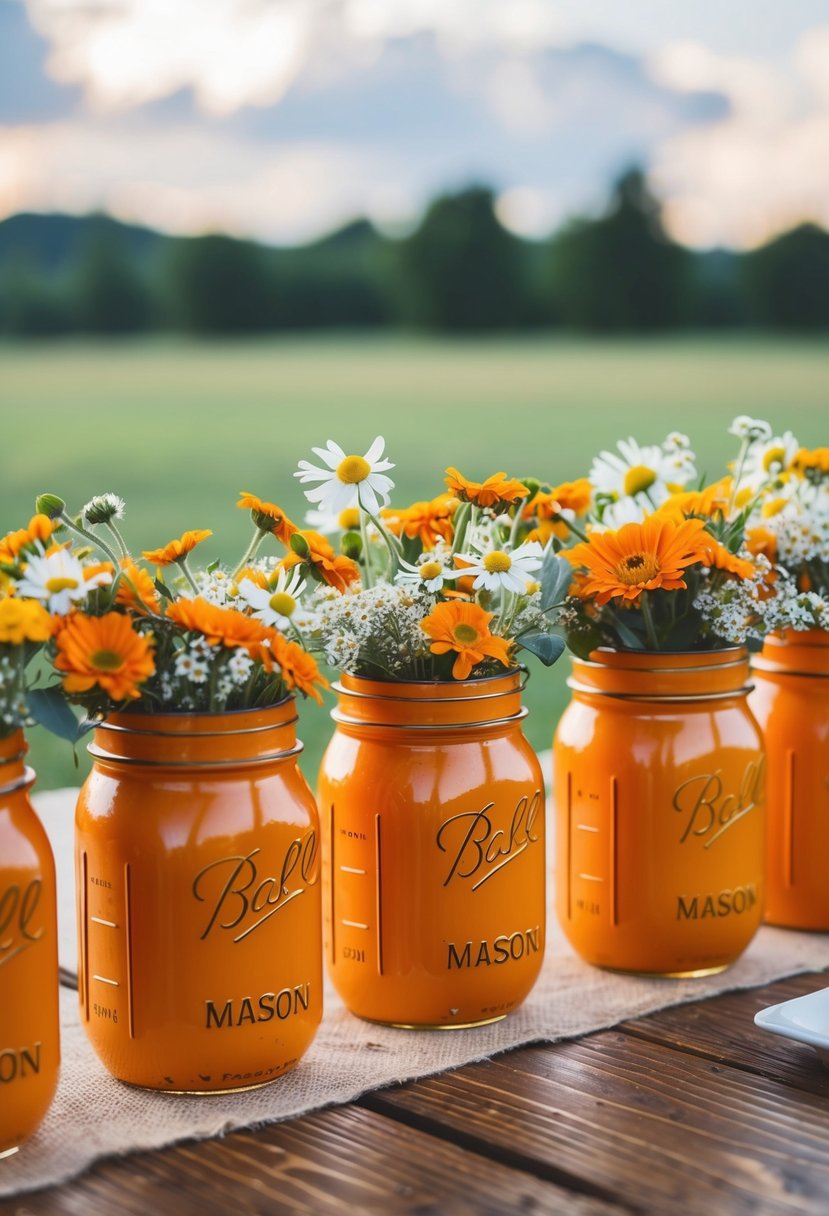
[
  {"x1": 750, "y1": 630, "x2": 829, "y2": 929},
  {"x1": 554, "y1": 648, "x2": 765, "y2": 976},
  {"x1": 318, "y1": 670, "x2": 546, "y2": 1029},
  {"x1": 0, "y1": 730, "x2": 60, "y2": 1158},
  {"x1": 75, "y1": 700, "x2": 322, "y2": 1093}
]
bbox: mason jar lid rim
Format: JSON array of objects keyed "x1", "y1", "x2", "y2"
[{"x1": 330, "y1": 706, "x2": 529, "y2": 731}]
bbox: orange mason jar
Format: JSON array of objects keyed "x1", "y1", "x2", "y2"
[
  {"x1": 318, "y1": 670, "x2": 546, "y2": 1028},
  {"x1": 750, "y1": 630, "x2": 829, "y2": 929},
  {"x1": 554, "y1": 648, "x2": 765, "y2": 976},
  {"x1": 75, "y1": 700, "x2": 322, "y2": 1092},
  {"x1": 0, "y1": 731, "x2": 60, "y2": 1158}
]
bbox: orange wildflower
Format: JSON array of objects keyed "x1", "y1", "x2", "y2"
[
  {"x1": 702, "y1": 541, "x2": 756, "y2": 580},
  {"x1": 444, "y1": 468, "x2": 529, "y2": 509},
  {"x1": 165, "y1": 597, "x2": 269, "y2": 649},
  {"x1": 54, "y1": 612, "x2": 155, "y2": 701},
  {"x1": 0, "y1": 514, "x2": 57, "y2": 565},
  {"x1": 790, "y1": 447, "x2": 829, "y2": 477},
  {"x1": 656, "y1": 479, "x2": 732, "y2": 522},
  {"x1": 0, "y1": 597, "x2": 54, "y2": 645},
  {"x1": 567, "y1": 516, "x2": 711, "y2": 606},
  {"x1": 530, "y1": 478, "x2": 593, "y2": 521},
  {"x1": 256, "y1": 629, "x2": 329, "y2": 704},
  {"x1": 116, "y1": 561, "x2": 161, "y2": 615},
  {"x1": 421, "y1": 601, "x2": 513, "y2": 680},
  {"x1": 383, "y1": 493, "x2": 456, "y2": 548},
  {"x1": 237, "y1": 493, "x2": 298, "y2": 545},
  {"x1": 142, "y1": 529, "x2": 213, "y2": 566},
  {"x1": 746, "y1": 526, "x2": 777, "y2": 564},
  {"x1": 281, "y1": 530, "x2": 360, "y2": 593}
]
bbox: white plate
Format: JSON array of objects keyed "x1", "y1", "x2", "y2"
[{"x1": 754, "y1": 986, "x2": 829, "y2": 1064}]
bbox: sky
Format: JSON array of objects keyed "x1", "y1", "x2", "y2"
[{"x1": 0, "y1": 0, "x2": 828, "y2": 249}]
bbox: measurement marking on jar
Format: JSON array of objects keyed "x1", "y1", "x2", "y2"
[
  {"x1": 341, "y1": 919, "x2": 370, "y2": 930},
  {"x1": 610, "y1": 775, "x2": 619, "y2": 927},
  {"x1": 566, "y1": 771, "x2": 572, "y2": 921},
  {"x1": 339, "y1": 865, "x2": 366, "y2": 875},
  {"x1": 80, "y1": 850, "x2": 90, "y2": 1021},
  {"x1": 375, "y1": 812, "x2": 384, "y2": 977},
  {"x1": 90, "y1": 916, "x2": 118, "y2": 928},
  {"x1": 92, "y1": 975, "x2": 120, "y2": 987},
  {"x1": 576, "y1": 823, "x2": 599, "y2": 833},
  {"x1": 329, "y1": 803, "x2": 336, "y2": 964},
  {"x1": 125, "y1": 861, "x2": 135, "y2": 1039},
  {"x1": 784, "y1": 749, "x2": 795, "y2": 889},
  {"x1": 578, "y1": 873, "x2": 604, "y2": 883}
]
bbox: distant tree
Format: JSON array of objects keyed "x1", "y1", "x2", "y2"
[
  {"x1": 72, "y1": 233, "x2": 155, "y2": 333},
  {"x1": 0, "y1": 257, "x2": 70, "y2": 336},
  {"x1": 547, "y1": 169, "x2": 690, "y2": 331},
  {"x1": 393, "y1": 187, "x2": 527, "y2": 330},
  {"x1": 164, "y1": 235, "x2": 276, "y2": 334},
  {"x1": 742, "y1": 224, "x2": 829, "y2": 330}
]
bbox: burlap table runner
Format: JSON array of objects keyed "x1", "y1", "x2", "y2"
[{"x1": 3, "y1": 774, "x2": 828, "y2": 1199}]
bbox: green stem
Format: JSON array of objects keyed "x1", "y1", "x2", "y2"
[
  {"x1": 105, "y1": 521, "x2": 130, "y2": 559},
  {"x1": 450, "y1": 502, "x2": 471, "y2": 557},
  {"x1": 233, "y1": 528, "x2": 268, "y2": 579},
  {"x1": 177, "y1": 557, "x2": 200, "y2": 595},
  {"x1": 640, "y1": 591, "x2": 659, "y2": 650},
  {"x1": 365, "y1": 510, "x2": 403, "y2": 578},
  {"x1": 359, "y1": 511, "x2": 373, "y2": 589},
  {"x1": 58, "y1": 511, "x2": 121, "y2": 568},
  {"x1": 727, "y1": 437, "x2": 751, "y2": 515}
]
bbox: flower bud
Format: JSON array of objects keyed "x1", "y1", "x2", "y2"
[
  {"x1": 341, "y1": 531, "x2": 362, "y2": 560},
  {"x1": 35, "y1": 493, "x2": 65, "y2": 520},
  {"x1": 521, "y1": 477, "x2": 541, "y2": 499},
  {"x1": 83, "y1": 493, "x2": 125, "y2": 525},
  {"x1": 290, "y1": 533, "x2": 310, "y2": 558}
]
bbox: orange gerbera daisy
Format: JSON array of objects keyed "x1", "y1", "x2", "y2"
[
  {"x1": 383, "y1": 493, "x2": 456, "y2": 549},
  {"x1": 165, "y1": 597, "x2": 269, "y2": 649},
  {"x1": 54, "y1": 612, "x2": 155, "y2": 701},
  {"x1": 281, "y1": 530, "x2": 360, "y2": 593},
  {"x1": 143, "y1": 529, "x2": 213, "y2": 566},
  {"x1": 445, "y1": 468, "x2": 529, "y2": 509},
  {"x1": 256, "y1": 629, "x2": 328, "y2": 704},
  {"x1": 237, "y1": 493, "x2": 298, "y2": 544},
  {"x1": 791, "y1": 447, "x2": 829, "y2": 477},
  {"x1": 656, "y1": 479, "x2": 732, "y2": 522},
  {"x1": 567, "y1": 516, "x2": 711, "y2": 606},
  {"x1": 115, "y1": 560, "x2": 161, "y2": 615},
  {"x1": 421, "y1": 601, "x2": 513, "y2": 680},
  {"x1": 0, "y1": 597, "x2": 54, "y2": 645},
  {"x1": 0, "y1": 514, "x2": 57, "y2": 566},
  {"x1": 530, "y1": 478, "x2": 593, "y2": 522}
]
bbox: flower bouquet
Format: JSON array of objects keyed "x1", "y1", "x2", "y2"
[
  {"x1": 283, "y1": 436, "x2": 569, "y2": 1028},
  {"x1": 552, "y1": 421, "x2": 776, "y2": 976},
  {"x1": 4, "y1": 490, "x2": 328, "y2": 1093}
]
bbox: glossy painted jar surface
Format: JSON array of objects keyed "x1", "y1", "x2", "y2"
[
  {"x1": 318, "y1": 671, "x2": 546, "y2": 1028},
  {"x1": 0, "y1": 731, "x2": 60, "y2": 1158},
  {"x1": 75, "y1": 701, "x2": 322, "y2": 1092},
  {"x1": 750, "y1": 630, "x2": 829, "y2": 929},
  {"x1": 554, "y1": 649, "x2": 765, "y2": 976}
]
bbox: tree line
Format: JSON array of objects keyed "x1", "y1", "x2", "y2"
[{"x1": 1, "y1": 170, "x2": 827, "y2": 336}]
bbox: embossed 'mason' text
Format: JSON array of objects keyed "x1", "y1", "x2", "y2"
[
  {"x1": 437, "y1": 790, "x2": 542, "y2": 891},
  {"x1": 672, "y1": 758, "x2": 764, "y2": 849}
]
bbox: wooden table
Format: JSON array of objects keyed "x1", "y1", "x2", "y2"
[{"x1": 4, "y1": 971, "x2": 828, "y2": 1216}]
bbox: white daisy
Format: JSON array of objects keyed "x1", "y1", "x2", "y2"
[
  {"x1": 740, "y1": 431, "x2": 800, "y2": 490},
  {"x1": 295, "y1": 437, "x2": 395, "y2": 516},
  {"x1": 396, "y1": 551, "x2": 458, "y2": 593},
  {"x1": 82, "y1": 493, "x2": 125, "y2": 525},
  {"x1": 729, "y1": 416, "x2": 773, "y2": 442},
  {"x1": 594, "y1": 496, "x2": 647, "y2": 531},
  {"x1": 304, "y1": 506, "x2": 363, "y2": 535},
  {"x1": 237, "y1": 567, "x2": 307, "y2": 631},
  {"x1": 590, "y1": 437, "x2": 694, "y2": 504},
  {"x1": 458, "y1": 541, "x2": 544, "y2": 593},
  {"x1": 16, "y1": 548, "x2": 111, "y2": 615}
]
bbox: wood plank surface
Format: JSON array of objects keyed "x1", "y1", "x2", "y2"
[
  {"x1": 0, "y1": 1102, "x2": 628, "y2": 1216},
  {"x1": 5, "y1": 973, "x2": 829, "y2": 1216}
]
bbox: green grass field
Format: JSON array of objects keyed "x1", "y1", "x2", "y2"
[{"x1": 3, "y1": 334, "x2": 828, "y2": 791}]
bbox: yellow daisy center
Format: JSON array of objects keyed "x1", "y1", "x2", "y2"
[
  {"x1": 483, "y1": 551, "x2": 512, "y2": 574},
  {"x1": 419, "y1": 560, "x2": 443, "y2": 580},
  {"x1": 337, "y1": 455, "x2": 371, "y2": 485},
  {"x1": 614, "y1": 552, "x2": 660, "y2": 585},
  {"x1": 91, "y1": 649, "x2": 125, "y2": 671},
  {"x1": 762, "y1": 498, "x2": 786, "y2": 518},
  {"x1": 453, "y1": 623, "x2": 480, "y2": 644},
  {"x1": 338, "y1": 507, "x2": 361, "y2": 529},
  {"x1": 525, "y1": 580, "x2": 541, "y2": 595},
  {"x1": 763, "y1": 446, "x2": 785, "y2": 471},
  {"x1": 269, "y1": 592, "x2": 296, "y2": 617},
  {"x1": 45, "y1": 576, "x2": 79, "y2": 594},
  {"x1": 623, "y1": 465, "x2": 657, "y2": 497}
]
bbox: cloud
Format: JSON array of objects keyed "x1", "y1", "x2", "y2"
[{"x1": 650, "y1": 27, "x2": 829, "y2": 247}]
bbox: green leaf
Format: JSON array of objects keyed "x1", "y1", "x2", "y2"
[
  {"x1": 27, "y1": 688, "x2": 88, "y2": 744},
  {"x1": 539, "y1": 551, "x2": 573, "y2": 611},
  {"x1": 611, "y1": 616, "x2": 645, "y2": 650},
  {"x1": 517, "y1": 632, "x2": 566, "y2": 666},
  {"x1": 207, "y1": 559, "x2": 220, "y2": 574},
  {"x1": 153, "y1": 578, "x2": 174, "y2": 602}
]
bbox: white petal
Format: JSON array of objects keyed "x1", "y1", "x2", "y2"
[
  {"x1": 312, "y1": 444, "x2": 344, "y2": 471},
  {"x1": 359, "y1": 482, "x2": 381, "y2": 515},
  {"x1": 364, "y1": 436, "x2": 385, "y2": 464},
  {"x1": 368, "y1": 473, "x2": 395, "y2": 499}
]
